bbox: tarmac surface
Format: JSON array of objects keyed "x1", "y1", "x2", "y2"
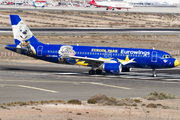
[
  {"x1": 1, "y1": 27, "x2": 180, "y2": 36},
  {"x1": 0, "y1": 61, "x2": 180, "y2": 103}
]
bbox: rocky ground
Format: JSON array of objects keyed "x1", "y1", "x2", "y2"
[
  {"x1": 0, "y1": 93, "x2": 180, "y2": 120},
  {"x1": 1, "y1": 10, "x2": 180, "y2": 28}
]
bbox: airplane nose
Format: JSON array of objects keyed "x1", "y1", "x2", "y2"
[{"x1": 174, "y1": 59, "x2": 179, "y2": 67}]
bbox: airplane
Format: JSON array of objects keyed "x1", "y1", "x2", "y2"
[
  {"x1": 33, "y1": 0, "x2": 46, "y2": 8},
  {"x1": 88, "y1": 0, "x2": 133, "y2": 11},
  {"x1": 5, "y1": 15, "x2": 179, "y2": 77}
]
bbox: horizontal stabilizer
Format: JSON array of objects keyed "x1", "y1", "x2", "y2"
[{"x1": 5, "y1": 45, "x2": 28, "y2": 51}]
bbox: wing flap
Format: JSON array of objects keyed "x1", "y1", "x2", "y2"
[{"x1": 69, "y1": 56, "x2": 117, "y2": 67}]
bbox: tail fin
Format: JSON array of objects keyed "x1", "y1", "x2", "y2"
[
  {"x1": 10, "y1": 15, "x2": 40, "y2": 45},
  {"x1": 91, "y1": 0, "x2": 96, "y2": 4}
]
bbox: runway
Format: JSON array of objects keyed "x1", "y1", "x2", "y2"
[
  {"x1": 0, "y1": 61, "x2": 180, "y2": 103},
  {"x1": 1, "y1": 27, "x2": 180, "y2": 36}
]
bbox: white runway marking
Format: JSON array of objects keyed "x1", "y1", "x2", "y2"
[
  {"x1": 34, "y1": 71, "x2": 180, "y2": 81},
  {"x1": 163, "y1": 79, "x2": 180, "y2": 81},
  {"x1": 81, "y1": 82, "x2": 131, "y2": 90},
  {"x1": 0, "y1": 79, "x2": 131, "y2": 90},
  {"x1": 18, "y1": 85, "x2": 59, "y2": 93},
  {"x1": 0, "y1": 84, "x2": 59, "y2": 93},
  {"x1": 54, "y1": 73, "x2": 81, "y2": 75}
]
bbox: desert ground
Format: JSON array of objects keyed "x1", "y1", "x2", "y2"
[
  {"x1": 0, "y1": 93, "x2": 180, "y2": 120},
  {"x1": 0, "y1": 10, "x2": 180, "y2": 120},
  {"x1": 1, "y1": 10, "x2": 180, "y2": 28}
]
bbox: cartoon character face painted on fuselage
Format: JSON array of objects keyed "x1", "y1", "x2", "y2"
[{"x1": 12, "y1": 21, "x2": 33, "y2": 43}]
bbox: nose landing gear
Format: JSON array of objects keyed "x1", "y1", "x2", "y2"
[{"x1": 152, "y1": 69, "x2": 157, "y2": 77}]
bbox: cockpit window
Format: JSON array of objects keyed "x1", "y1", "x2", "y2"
[{"x1": 163, "y1": 55, "x2": 172, "y2": 58}]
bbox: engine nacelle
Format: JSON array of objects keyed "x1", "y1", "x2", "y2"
[
  {"x1": 99, "y1": 63, "x2": 122, "y2": 74},
  {"x1": 122, "y1": 67, "x2": 131, "y2": 72},
  {"x1": 117, "y1": 8, "x2": 121, "y2": 10}
]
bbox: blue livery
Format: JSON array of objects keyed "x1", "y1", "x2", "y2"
[{"x1": 6, "y1": 15, "x2": 179, "y2": 77}]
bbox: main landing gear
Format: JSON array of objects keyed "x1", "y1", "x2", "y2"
[
  {"x1": 152, "y1": 69, "x2": 157, "y2": 77},
  {"x1": 89, "y1": 69, "x2": 102, "y2": 75}
]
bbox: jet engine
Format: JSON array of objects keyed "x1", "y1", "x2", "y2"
[{"x1": 99, "y1": 63, "x2": 122, "y2": 74}]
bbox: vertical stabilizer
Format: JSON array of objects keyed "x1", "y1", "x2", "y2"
[
  {"x1": 10, "y1": 15, "x2": 40, "y2": 45},
  {"x1": 91, "y1": 0, "x2": 96, "y2": 4}
]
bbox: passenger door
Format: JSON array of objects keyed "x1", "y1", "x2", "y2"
[
  {"x1": 37, "y1": 46, "x2": 43, "y2": 56},
  {"x1": 151, "y1": 51, "x2": 157, "y2": 62}
]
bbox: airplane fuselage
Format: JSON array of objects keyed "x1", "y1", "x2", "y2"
[{"x1": 6, "y1": 43, "x2": 177, "y2": 69}]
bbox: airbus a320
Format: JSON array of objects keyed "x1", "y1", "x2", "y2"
[{"x1": 6, "y1": 15, "x2": 179, "y2": 77}]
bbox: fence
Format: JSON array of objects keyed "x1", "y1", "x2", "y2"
[
  {"x1": 168, "y1": 51, "x2": 180, "y2": 56},
  {"x1": 0, "y1": 52, "x2": 23, "y2": 58}
]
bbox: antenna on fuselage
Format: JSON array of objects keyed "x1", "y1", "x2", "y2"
[
  {"x1": 153, "y1": 47, "x2": 155, "y2": 50},
  {"x1": 76, "y1": 43, "x2": 79, "y2": 46}
]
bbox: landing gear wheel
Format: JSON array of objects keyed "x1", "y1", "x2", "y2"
[
  {"x1": 89, "y1": 70, "x2": 95, "y2": 75},
  {"x1": 152, "y1": 69, "x2": 157, "y2": 77},
  {"x1": 153, "y1": 73, "x2": 157, "y2": 77},
  {"x1": 106, "y1": 7, "x2": 108, "y2": 10},
  {"x1": 112, "y1": 8, "x2": 114, "y2": 11},
  {"x1": 96, "y1": 69, "x2": 102, "y2": 74}
]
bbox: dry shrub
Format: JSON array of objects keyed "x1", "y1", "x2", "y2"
[
  {"x1": 89, "y1": 94, "x2": 116, "y2": 106},
  {"x1": 67, "y1": 99, "x2": 81, "y2": 105},
  {"x1": 147, "y1": 95, "x2": 157, "y2": 100},
  {"x1": 87, "y1": 99, "x2": 97, "y2": 104},
  {"x1": 134, "y1": 99, "x2": 142, "y2": 103},
  {"x1": 89, "y1": 94, "x2": 109, "y2": 103},
  {"x1": 147, "y1": 91, "x2": 176, "y2": 100},
  {"x1": 89, "y1": 94, "x2": 137, "y2": 106},
  {"x1": 146, "y1": 103, "x2": 157, "y2": 108},
  {"x1": 162, "y1": 106, "x2": 170, "y2": 109}
]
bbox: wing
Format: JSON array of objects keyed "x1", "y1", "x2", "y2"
[{"x1": 69, "y1": 56, "x2": 117, "y2": 67}]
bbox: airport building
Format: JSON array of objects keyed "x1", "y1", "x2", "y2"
[{"x1": 0, "y1": 0, "x2": 179, "y2": 6}]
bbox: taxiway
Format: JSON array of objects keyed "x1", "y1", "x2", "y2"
[{"x1": 0, "y1": 61, "x2": 180, "y2": 103}]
